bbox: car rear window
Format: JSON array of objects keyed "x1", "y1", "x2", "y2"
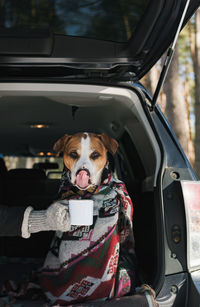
[
  {"x1": 0, "y1": 0, "x2": 150, "y2": 42},
  {"x1": 4, "y1": 155, "x2": 63, "y2": 177}
]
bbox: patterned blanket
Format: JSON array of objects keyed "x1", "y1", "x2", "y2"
[{"x1": 39, "y1": 167, "x2": 136, "y2": 306}]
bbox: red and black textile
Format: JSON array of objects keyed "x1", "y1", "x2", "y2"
[{"x1": 39, "y1": 167, "x2": 136, "y2": 306}]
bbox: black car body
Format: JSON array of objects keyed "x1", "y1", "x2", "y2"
[{"x1": 0, "y1": 0, "x2": 200, "y2": 306}]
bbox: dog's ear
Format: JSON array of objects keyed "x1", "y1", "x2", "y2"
[
  {"x1": 97, "y1": 134, "x2": 118, "y2": 155},
  {"x1": 53, "y1": 134, "x2": 72, "y2": 157}
]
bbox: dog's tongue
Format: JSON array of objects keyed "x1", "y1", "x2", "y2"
[{"x1": 76, "y1": 170, "x2": 89, "y2": 189}]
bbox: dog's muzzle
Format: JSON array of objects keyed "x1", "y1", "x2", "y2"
[{"x1": 75, "y1": 168, "x2": 91, "y2": 189}]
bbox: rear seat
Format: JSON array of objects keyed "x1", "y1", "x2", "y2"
[
  {"x1": 45, "y1": 178, "x2": 60, "y2": 201},
  {"x1": 4, "y1": 168, "x2": 47, "y2": 208},
  {"x1": 1, "y1": 168, "x2": 61, "y2": 258}
]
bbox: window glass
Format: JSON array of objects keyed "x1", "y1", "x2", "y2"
[
  {"x1": 0, "y1": 0, "x2": 150, "y2": 42},
  {"x1": 4, "y1": 156, "x2": 63, "y2": 178}
]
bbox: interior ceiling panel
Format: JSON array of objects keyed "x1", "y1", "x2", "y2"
[{"x1": 0, "y1": 96, "x2": 128, "y2": 155}]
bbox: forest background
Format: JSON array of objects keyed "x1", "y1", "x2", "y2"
[{"x1": 141, "y1": 8, "x2": 200, "y2": 177}]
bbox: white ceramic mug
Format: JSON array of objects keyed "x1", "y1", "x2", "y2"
[{"x1": 68, "y1": 199, "x2": 94, "y2": 225}]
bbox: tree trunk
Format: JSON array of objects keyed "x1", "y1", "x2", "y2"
[
  {"x1": 163, "y1": 45, "x2": 190, "y2": 157},
  {"x1": 194, "y1": 9, "x2": 200, "y2": 177},
  {"x1": 184, "y1": 61, "x2": 195, "y2": 166},
  {"x1": 147, "y1": 64, "x2": 159, "y2": 94},
  {"x1": 141, "y1": 63, "x2": 159, "y2": 94}
]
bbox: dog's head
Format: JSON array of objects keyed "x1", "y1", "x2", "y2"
[{"x1": 53, "y1": 132, "x2": 118, "y2": 190}]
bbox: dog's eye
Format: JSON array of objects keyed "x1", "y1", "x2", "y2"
[
  {"x1": 90, "y1": 151, "x2": 101, "y2": 160},
  {"x1": 69, "y1": 151, "x2": 79, "y2": 159}
]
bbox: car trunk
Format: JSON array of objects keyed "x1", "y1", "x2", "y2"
[
  {"x1": 0, "y1": 82, "x2": 163, "y2": 305},
  {"x1": 0, "y1": 0, "x2": 200, "y2": 305}
]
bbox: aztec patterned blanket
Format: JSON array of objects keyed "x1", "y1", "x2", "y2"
[{"x1": 39, "y1": 167, "x2": 137, "y2": 306}]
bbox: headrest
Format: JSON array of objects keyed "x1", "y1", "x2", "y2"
[
  {"x1": 8, "y1": 168, "x2": 46, "y2": 180},
  {"x1": 33, "y1": 162, "x2": 59, "y2": 170}
]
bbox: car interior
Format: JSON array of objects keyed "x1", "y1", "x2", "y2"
[{"x1": 0, "y1": 83, "x2": 162, "y2": 303}]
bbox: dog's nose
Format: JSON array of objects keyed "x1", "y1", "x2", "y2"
[
  {"x1": 82, "y1": 165, "x2": 88, "y2": 172},
  {"x1": 76, "y1": 168, "x2": 90, "y2": 177}
]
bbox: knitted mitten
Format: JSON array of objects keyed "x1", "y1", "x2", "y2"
[{"x1": 22, "y1": 202, "x2": 70, "y2": 238}]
